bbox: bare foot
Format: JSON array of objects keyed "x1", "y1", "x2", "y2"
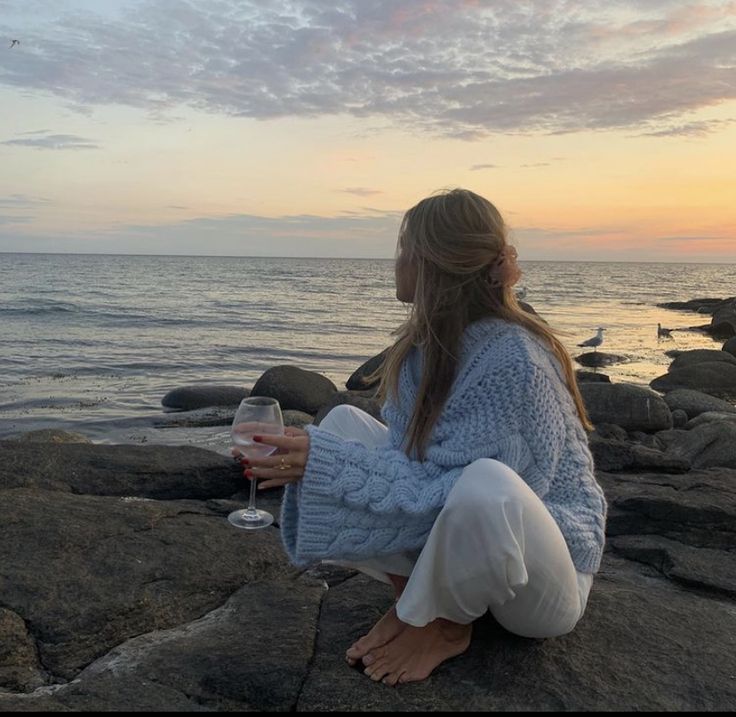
[
  {"x1": 361, "y1": 618, "x2": 472, "y2": 685},
  {"x1": 345, "y1": 573, "x2": 410, "y2": 667},
  {"x1": 345, "y1": 603, "x2": 406, "y2": 666}
]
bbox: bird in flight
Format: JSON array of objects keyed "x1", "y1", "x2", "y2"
[{"x1": 9, "y1": 40, "x2": 20, "y2": 48}]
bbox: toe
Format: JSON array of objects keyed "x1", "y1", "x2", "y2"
[
  {"x1": 364, "y1": 660, "x2": 391, "y2": 682},
  {"x1": 382, "y1": 670, "x2": 405, "y2": 687}
]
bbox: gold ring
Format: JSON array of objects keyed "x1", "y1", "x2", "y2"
[{"x1": 279, "y1": 457, "x2": 292, "y2": 471}]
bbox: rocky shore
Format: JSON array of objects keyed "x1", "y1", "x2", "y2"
[{"x1": 2, "y1": 298, "x2": 736, "y2": 711}]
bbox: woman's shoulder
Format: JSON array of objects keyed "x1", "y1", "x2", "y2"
[{"x1": 461, "y1": 317, "x2": 563, "y2": 383}]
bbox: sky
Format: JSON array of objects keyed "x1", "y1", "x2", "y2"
[{"x1": 0, "y1": 0, "x2": 735, "y2": 261}]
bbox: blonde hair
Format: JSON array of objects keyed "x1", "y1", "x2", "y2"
[{"x1": 365, "y1": 188, "x2": 593, "y2": 461}]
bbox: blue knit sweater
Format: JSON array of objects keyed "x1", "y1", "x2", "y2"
[{"x1": 280, "y1": 317, "x2": 607, "y2": 574}]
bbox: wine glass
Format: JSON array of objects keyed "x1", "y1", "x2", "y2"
[{"x1": 228, "y1": 396, "x2": 284, "y2": 530}]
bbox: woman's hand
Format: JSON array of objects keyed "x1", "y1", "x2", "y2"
[{"x1": 230, "y1": 426, "x2": 310, "y2": 490}]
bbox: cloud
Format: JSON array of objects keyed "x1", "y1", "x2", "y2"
[
  {"x1": 0, "y1": 208, "x2": 404, "y2": 257},
  {"x1": 520, "y1": 162, "x2": 551, "y2": 167},
  {"x1": 0, "y1": 215, "x2": 31, "y2": 225},
  {"x1": 1, "y1": 1, "x2": 735, "y2": 136},
  {"x1": 338, "y1": 187, "x2": 383, "y2": 196},
  {"x1": 0, "y1": 193, "x2": 49, "y2": 207},
  {"x1": 470, "y1": 164, "x2": 498, "y2": 171},
  {"x1": 638, "y1": 118, "x2": 736, "y2": 137},
  {"x1": 1, "y1": 133, "x2": 99, "y2": 149}
]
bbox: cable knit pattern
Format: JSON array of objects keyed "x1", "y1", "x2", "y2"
[{"x1": 280, "y1": 317, "x2": 608, "y2": 574}]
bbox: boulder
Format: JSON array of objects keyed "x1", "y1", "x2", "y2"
[
  {"x1": 650, "y1": 363, "x2": 736, "y2": 400},
  {"x1": 723, "y1": 336, "x2": 736, "y2": 357},
  {"x1": 0, "y1": 607, "x2": 45, "y2": 692},
  {"x1": 283, "y1": 409, "x2": 315, "y2": 429},
  {"x1": 251, "y1": 366, "x2": 337, "y2": 414},
  {"x1": 575, "y1": 352, "x2": 630, "y2": 368},
  {"x1": 588, "y1": 436, "x2": 689, "y2": 473},
  {"x1": 162, "y1": 385, "x2": 250, "y2": 411},
  {"x1": 662, "y1": 388, "x2": 736, "y2": 419},
  {"x1": 346, "y1": 349, "x2": 389, "y2": 391},
  {"x1": 685, "y1": 411, "x2": 736, "y2": 430},
  {"x1": 663, "y1": 421, "x2": 736, "y2": 469},
  {"x1": 671, "y1": 409, "x2": 688, "y2": 428},
  {"x1": 670, "y1": 349, "x2": 736, "y2": 371},
  {"x1": 313, "y1": 391, "x2": 385, "y2": 426},
  {"x1": 579, "y1": 383, "x2": 673, "y2": 432},
  {"x1": 709, "y1": 300, "x2": 736, "y2": 339},
  {"x1": 576, "y1": 370, "x2": 611, "y2": 383}
]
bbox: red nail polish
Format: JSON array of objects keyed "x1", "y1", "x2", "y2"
[
  {"x1": 253, "y1": 435, "x2": 262, "y2": 442},
  {"x1": 244, "y1": 469, "x2": 253, "y2": 477},
  {"x1": 240, "y1": 458, "x2": 250, "y2": 465}
]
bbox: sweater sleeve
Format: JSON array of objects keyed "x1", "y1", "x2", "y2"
[{"x1": 280, "y1": 425, "x2": 466, "y2": 567}]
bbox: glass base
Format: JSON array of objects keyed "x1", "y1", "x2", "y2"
[{"x1": 227, "y1": 508, "x2": 274, "y2": 530}]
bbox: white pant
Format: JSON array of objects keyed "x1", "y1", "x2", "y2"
[{"x1": 318, "y1": 404, "x2": 594, "y2": 639}]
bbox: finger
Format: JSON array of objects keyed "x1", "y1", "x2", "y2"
[
  {"x1": 257, "y1": 477, "x2": 300, "y2": 490},
  {"x1": 253, "y1": 433, "x2": 297, "y2": 448}
]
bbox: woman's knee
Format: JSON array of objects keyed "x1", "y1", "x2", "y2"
[
  {"x1": 444, "y1": 458, "x2": 527, "y2": 514},
  {"x1": 317, "y1": 403, "x2": 356, "y2": 432}
]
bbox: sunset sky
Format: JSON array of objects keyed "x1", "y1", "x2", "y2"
[{"x1": 0, "y1": 0, "x2": 734, "y2": 261}]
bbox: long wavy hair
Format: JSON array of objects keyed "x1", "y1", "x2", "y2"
[{"x1": 364, "y1": 188, "x2": 593, "y2": 462}]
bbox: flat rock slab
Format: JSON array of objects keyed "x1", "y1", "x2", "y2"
[
  {"x1": 0, "y1": 488, "x2": 297, "y2": 680},
  {"x1": 297, "y1": 560, "x2": 736, "y2": 711},
  {"x1": 0, "y1": 444, "x2": 735, "y2": 711},
  {"x1": 0, "y1": 441, "x2": 241, "y2": 500},
  {"x1": 0, "y1": 581, "x2": 325, "y2": 712}
]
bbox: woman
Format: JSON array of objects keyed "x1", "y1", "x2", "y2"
[{"x1": 236, "y1": 188, "x2": 607, "y2": 687}]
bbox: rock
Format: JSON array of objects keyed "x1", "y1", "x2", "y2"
[
  {"x1": 627, "y1": 431, "x2": 663, "y2": 451},
  {"x1": 297, "y1": 557, "x2": 736, "y2": 711},
  {"x1": 671, "y1": 409, "x2": 688, "y2": 428},
  {"x1": 663, "y1": 421, "x2": 736, "y2": 469},
  {"x1": 251, "y1": 366, "x2": 337, "y2": 414},
  {"x1": 723, "y1": 337, "x2": 736, "y2": 357},
  {"x1": 709, "y1": 300, "x2": 736, "y2": 339},
  {"x1": 162, "y1": 385, "x2": 250, "y2": 411},
  {"x1": 592, "y1": 423, "x2": 628, "y2": 441},
  {"x1": 588, "y1": 435, "x2": 689, "y2": 473},
  {"x1": 579, "y1": 383, "x2": 673, "y2": 432},
  {"x1": 283, "y1": 409, "x2": 315, "y2": 429},
  {"x1": 656, "y1": 297, "x2": 733, "y2": 314},
  {"x1": 670, "y1": 349, "x2": 736, "y2": 370},
  {"x1": 664, "y1": 349, "x2": 682, "y2": 358},
  {"x1": 346, "y1": 349, "x2": 389, "y2": 391},
  {"x1": 12, "y1": 429, "x2": 92, "y2": 444},
  {"x1": 608, "y1": 535, "x2": 736, "y2": 598},
  {"x1": 662, "y1": 388, "x2": 736, "y2": 419},
  {"x1": 575, "y1": 352, "x2": 630, "y2": 368},
  {"x1": 650, "y1": 362, "x2": 736, "y2": 400},
  {"x1": 685, "y1": 411, "x2": 736, "y2": 430},
  {"x1": 154, "y1": 406, "x2": 236, "y2": 428},
  {"x1": 0, "y1": 442, "x2": 243, "y2": 500},
  {"x1": 576, "y1": 370, "x2": 611, "y2": 383},
  {"x1": 0, "y1": 607, "x2": 46, "y2": 692},
  {"x1": 1, "y1": 444, "x2": 735, "y2": 710},
  {"x1": 313, "y1": 391, "x2": 385, "y2": 427}
]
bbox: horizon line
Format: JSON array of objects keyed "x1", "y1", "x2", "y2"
[{"x1": 0, "y1": 250, "x2": 733, "y2": 265}]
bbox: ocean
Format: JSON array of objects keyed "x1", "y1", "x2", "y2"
[{"x1": 1, "y1": 253, "x2": 734, "y2": 453}]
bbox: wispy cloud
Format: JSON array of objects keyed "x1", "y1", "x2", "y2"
[
  {"x1": 0, "y1": 193, "x2": 49, "y2": 207},
  {"x1": 470, "y1": 164, "x2": 499, "y2": 171},
  {"x1": 638, "y1": 118, "x2": 736, "y2": 137},
  {"x1": 1, "y1": 1, "x2": 734, "y2": 137},
  {"x1": 1, "y1": 133, "x2": 99, "y2": 150},
  {"x1": 338, "y1": 187, "x2": 383, "y2": 197}
]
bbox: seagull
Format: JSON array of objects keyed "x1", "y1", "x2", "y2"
[
  {"x1": 9, "y1": 40, "x2": 20, "y2": 48},
  {"x1": 577, "y1": 327, "x2": 605, "y2": 352},
  {"x1": 657, "y1": 323, "x2": 673, "y2": 339}
]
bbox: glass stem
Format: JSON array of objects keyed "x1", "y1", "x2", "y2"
[{"x1": 246, "y1": 474, "x2": 258, "y2": 513}]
